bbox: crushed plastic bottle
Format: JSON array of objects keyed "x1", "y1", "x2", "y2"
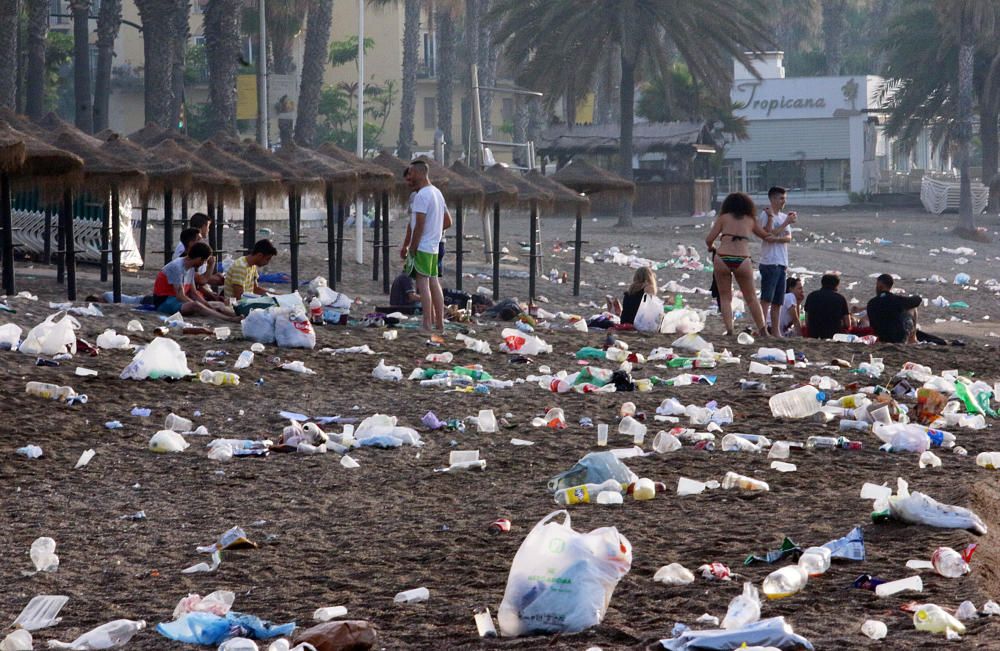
[
  {"x1": 554, "y1": 478, "x2": 623, "y2": 506},
  {"x1": 769, "y1": 386, "x2": 824, "y2": 419},
  {"x1": 47, "y1": 619, "x2": 146, "y2": 649},
  {"x1": 913, "y1": 603, "x2": 965, "y2": 636},
  {"x1": 198, "y1": 369, "x2": 240, "y2": 386},
  {"x1": 30, "y1": 536, "x2": 59, "y2": 572},
  {"x1": 932, "y1": 545, "x2": 975, "y2": 578}
]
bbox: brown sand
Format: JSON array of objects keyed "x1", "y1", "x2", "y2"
[{"x1": 2, "y1": 206, "x2": 1000, "y2": 649}]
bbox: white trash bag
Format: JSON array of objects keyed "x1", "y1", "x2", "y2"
[
  {"x1": 316, "y1": 285, "x2": 352, "y2": 310},
  {"x1": 632, "y1": 293, "x2": 664, "y2": 332},
  {"x1": 19, "y1": 312, "x2": 79, "y2": 356},
  {"x1": 500, "y1": 328, "x2": 552, "y2": 355},
  {"x1": 120, "y1": 337, "x2": 191, "y2": 380},
  {"x1": 0, "y1": 323, "x2": 22, "y2": 350},
  {"x1": 660, "y1": 308, "x2": 705, "y2": 335},
  {"x1": 888, "y1": 478, "x2": 987, "y2": 535},
  {"x1": 497, "y1": 510, "x2": 632, "y2": 637},
  {"x1": 274, "y1": 308, "x2": 316, "y2": 349},
  {"x1": 241, "y1": 308, "x2": 277, "y2": 344}
]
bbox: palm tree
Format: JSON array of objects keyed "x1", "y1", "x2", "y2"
[
  {"x1": 0, "y1": 0, "x2": 18, "y2": 110},
  {"x1": 93, "y1": 0, "x2": 123, "y2": 132},
  {"x1": 204, "y1": 0, "x2": 243, "y2": 135},
  {"x1": 435, "y1": 1, "x2": 458, "y2": 162},
  {"x1": 136, "y1": 0, "x2": 180, "y2": 128},
  {"x1": 395, "y1": 0, "x2": 421, "y2": 159},
  {"x1": 476, "y1": 0, "x2": 498, "y2": 139},
  {"x1": 295, "y1": 0, "x2": 334, "y2": 146},
  {"x1": 25, "y1": 0, "x2": 47, "y2": 118},
  {"x1": 169, "y1": 1, "x2": 191, "y2": 130},
  {"x1": 821, "y1": 0, "x2": 848, "y2": 75},
  {"x1": 462, "y1": 0, "x2": 478, "y2": 163},
  {"x1": 492, "y1": 0, "x2": 772, "y2": 226},
  {"x1": 253, "y1": 0, "x2": 309, "y2": 145},
  {"x1": 70, "y1": 0, "x2": 94, "y2": 132}
]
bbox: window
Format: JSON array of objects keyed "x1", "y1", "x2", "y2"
[
  {"x1": 423, "y1": 97, "x2": 436, "y2": 130},
  {"x1": 746, "y1": 159, "x2": 849, "y2": 193},
  {"x1": 50, "y1": 0, "x2": 69, "y2": 25}
]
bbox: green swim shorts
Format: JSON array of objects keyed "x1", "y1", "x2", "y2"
[{"x1": 405, "y1": 250, "x2": 439, "y2": 278}]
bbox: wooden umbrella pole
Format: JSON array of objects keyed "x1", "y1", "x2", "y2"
[
  {"x1": 99, "y1": 197, "x2": 110, "y2": 282},
  {"x1": 111, "y1": 186, "x2": 122, "y2": 302},
  {"x1": 573, "y1": 205, "x2": 582, "y2": 296},
  {"x1": 528, "y1": 199, "x2": 538, "y2": 302},
  {"x1": 63, "y1": 189, "x2": 76, "y2": 301},
  {"x1": 454, "y1": 199, "x2": 463, "y2": 291},
  {"x1": 56, "y1": 193, "x2": 65, "y2": 284},
  {"x1": 0, "y1": 172, "x2": 13, "y2": 296},
  {"x1": 335, "y1": 200, "x2": 345, "y2": 284},
  {"x1": 243, "y1": 193, "x2": 253, "y2": 252},
  {"x1": 247, "y1": 193, "x2": 257, "y2": 252},
  {"x1": 163, "y1": 186, "x2": 174, "y2": 265},
  {"x1": 325, "y1": 185, "x2": 336, "y2": 284},
  {"x1": 381, "y1": 191, "x2": 390, "y2": 294},
  {"x1": 491, "y1": 202, "x2": 500, "y2": 300},
  {"x1": 216, "y1": 195, "x2": 225, "y2": 254},
  {"x1": 371, "y1": 196, "x2": 380, "y2": 282},
  {"x1": 206, "y1": 194, "x2": 216, "y2": 250},
  {"x1": 43, "y1": 204, "x2": 52, "y2": 264},
  {"x1": 289, "y1": 191, "x2": 299, "y2": 291},
  {"x1": 138, "y1": 200, "x2": 148, "y2": 267}
]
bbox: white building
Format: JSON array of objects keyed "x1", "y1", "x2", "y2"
[{"x1": 716, "y1": 52, "x2": 946, "y2": 206}]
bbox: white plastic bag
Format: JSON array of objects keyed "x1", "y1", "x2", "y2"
[
  {"x1": 96, "y1": 329, "x2": 131, "y2": 350},
  {"x1": 671, "y1": 332, "x2": 713, "y2": 354},
  {"x1": 500, "y1": 328, "x2": 552, "y2": 355},
  {"x1": 722, "y1": 582, "x2": 761, "y2": 630},
  {"x1": 241, "y1": 308, "x2": 277, "y2": 344},
  {"x1": 632, "y1": 293, "x2": 664, "y2": 332},
  {"x1": 0, "y1": 323, "x2": 22, "y2": 350},
  {"x1": 19, "y1": 312, "x2": 79, "y2": 356},
  {"x1": 497, "y1": 510, "x2": 632, "y2": 637},
  {"x1": 273, "y1": 308, "x2": 316, "y2": 349},
  {"x1": 660, "y1": 308, "x2": 705, "y2": 334},
  {"x1": 120, "y1": 337, "x2": 191, "y2": 380},
  {"x1": 316, "y1": 285, "x2": 352, "y2": 309}
]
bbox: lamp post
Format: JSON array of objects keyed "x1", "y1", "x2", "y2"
[
  {"x1": 258, "y1": 0, "x2": 268, "y2": 147},
  {"x1": 355, "y1": 0, "x2": 364, "y2": 264}
]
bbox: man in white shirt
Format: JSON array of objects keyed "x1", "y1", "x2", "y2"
[
  {"x1": 757, "y1": 186, "x2": 797, "y2": 337},
  {"x1": 399, "y1": 160, "x2": 451, "y2": 331}
]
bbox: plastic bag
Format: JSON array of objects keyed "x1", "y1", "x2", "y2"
[
  {"x1": 722, "y1": 582, "x2": 761, "y2": 630},
  {"x1": 632, "y1": 293, "x2": 664, "y2": 332},
  {"x1": 372, "y1": 359, "x2": 402, "y2": 381},
  {"x1": 888, "y1": 479, "x2": 987, "y2": 535},
  {"x1": 548, "y1": 451, "x2": 637, "y2": 493},
  {"x1": 293, "y1": 621, "x2": 376, "y2": 651},
  {"x1": 19, "y1": 312, "x2": 79, "y2": 356},
  {"x1": 242, "y1": 308, "x2": 277, "y2": 344},
  {"x1": 497, "y1": 510, "x2": 632, "y2": 636},
  {"x1": 315, "y1": 286, "x2": 352, "y2": 310},
  {"x1": 120, "y1": 337, "x2": 191, "y2": 380},
  {"x1": 273, "y1": 309, "x2": 316, "y2": 349},
  {"x1": 156, "y1": 612, "x2": 295, "y2": 646},
  {"x1": 660, "y1": 616, "x2": 814, "y2": 650},
  {"x1": 96, "y1": 329, "x2": 131, "y2": 350},
  {"x1": 671, "y1": 333, "x2": 713, "y2": 354},
  {"x1": 0, "y1": 323, "x2": 22, "y2": 350},
  {"x1": 660, "y1": 308, "x2": 705, "y2": 335},
  {"x1": 354, "y1": 413, "x2": 423, "y2": 446},
  {"x1": 500, "y1": 328, "x2": 552, "y2": 355}
]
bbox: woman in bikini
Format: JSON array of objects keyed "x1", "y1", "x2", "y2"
[{"x1": 705, "y1": 192, "x2": 769, "y2": 336}]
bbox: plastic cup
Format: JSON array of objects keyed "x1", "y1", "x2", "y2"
[
  {"x1": 677, "y1": 477, "x2": 707, "y2": 496},
  {"x1": 164, "y1": 413, "x2": 193, "y2": 432},
  {"x1": 875, "y1": 575, "x2": 922, "y2": 597},
  {"x1": 477, "y1": 409, "x2": 497, "y2": 433},
  {"x1": 768, "y1": 441, "x2": 791, "y2": 459},
  {"x1": 652, "y1": 431, "x2": 681, "y2": 453},
  {"x1": 633, "y1": 429, "x2": 646, "y2": 446},
  {"x1": 748, "y1": 360, "x2": 773, "y2": 375},
  {"x1": 214, "y1": 327, "x2": 231, "y2": 340},
  {"x1": 449, "y1": 450, "x2": 480, "y2": 465},
  {"x1": 737, "y1": 332, "x2": 754, "y2": 345},
  {"x1": 597, "y1": 423, "x2": 609, "y2": 446}
]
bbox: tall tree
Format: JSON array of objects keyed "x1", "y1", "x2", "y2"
[
  {"x1": 70, "y1": 0, "x2": 94, "y2": 132},
  {"x1": 169, "y1": 1, "x2": 191, "y2": 130},
  {"x1": 204, "y1": 0, "x2": 243, "y2": 135},
  {"x1": 93, "y1": 0, "x2": 122, "y2": 132},
  {"x1": 259, "y1": 0, "x2": 308, "y2": 145},
  {"x1": 0, "y1": 0, "x2": 19, "y2": 110},
  {"x1": 476, "y1": 0, "x2": 498, "y2": 138},
  {"x1": 135, "y1": 0, "x2": 179, "y2": 128},
  {"x1": 395, "y1": 0, "x2": 421, "y2": 159},
  {"x1": 492, "y1": 0, "x2": 771, "y2": 226},
  {"x1": 295, "y1": 0, "x2": 334, "y2": 146},
  {"x1": 435, "y1": 2, "x2": 457, "y2": 162},
  {"x1": 822, "y1": 0, "x2": 848, "y2": 75},
  {"x1": 24, "y1": 0, "x2": 47, "y2": 118}
]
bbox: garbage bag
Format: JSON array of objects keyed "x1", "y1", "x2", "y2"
[
  {"x1": 120, "y1": 337, "x2": 191, "y2": 380},
  {"x1": 500, "y1": 328, "x2": 552, "y2": 355},
  {"x1": 274, "y1": 308, "x2": 316, "y2": 349},
  {"x1": 0, "y1": 323, "x2": 22, "y2": 350},
  {"x1": 889, "y1": 483, "x2": 987, "y2": 535},
  {"x1": 235, "y1": 296, "x2": 278, "y2": 318},
  {"x1": 548, "y1": 451, "x2": 637, "y2": 493},
  {"x1": 633, "y1": 293, "x2": 664, "y2": 332},
  {"x1": 19, "y1": 312, "x2": 79, "y2": 356},
  {"x1": 660, "y1": 616, "x2": 814, "y2": 650},
  {"x1": 292, "y1": 621, "x2": 377, "y2": 651},
  {"x1": 157, "y1": 612, "x2": 295, "y2": 646},
  {"x1": 315, "y1": 286, "x2": 352, "y2": 310},
  {"x1": 497, "y1": 510, "x2": 632, "y2": 637},
  {"x1": 242, "y1": 308, "x2": 277, "y2": 344},
  {"x1": 660, "y1": 308, "x2": 705, "y2": 335}
]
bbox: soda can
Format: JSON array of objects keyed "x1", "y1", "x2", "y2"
[
  {"x1": 35, "y1": 358, "x2": 59, "y2": 367},
  {"x1": 488, "y1": 518, "x2": 511, "y2": 535}
]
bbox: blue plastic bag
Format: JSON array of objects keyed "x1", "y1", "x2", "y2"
[{"x1": 157, "y1": 611, "x2": 296, "y2": 645}]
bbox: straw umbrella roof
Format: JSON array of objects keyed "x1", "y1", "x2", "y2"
[
  {"x1": 450, "y1": 160, "x2": 518, "y2": 205},
  {"x1": 485, "y1": 164, "x2": 553, "y2": 204},
  {"x1": 412, "y1": 154, "x2": 483, "y2": 203},
  {"x1": 49, "y1": 126, "x2": 147, "y2": 193},
  {"x1": 0, "y1": 121, "x2": 83, "y2": 194},
  {"x1": 127, "y1": 123, "x2": 167, "y2": 147},
  {"x1": 371, "y1": 151, "x2": 430, "y2": 201},
  {"x1": 316, "y1": 142, "x2": 395, "y2": 194},
  {"x1": 193, "y1": 141, "x2": 283, "y2": 197},
  {"x1": 275, "y1": 143, "x2": 358, "y2": 199},
  {"x1": 146, "y1": 139, "x2": 240, "y2": 195},
  {"x1": 551, "y1": 158, "x2": 635, "y2": 196},
  {"x1": 99, "y1": 133, "x2": 192, "y2": 194},
  {"x1": 211, "y1": 135, "x2": 324, "y2": 193},
  {"x1": 0, "y1": 122, "x2": 26, "y2": 173},
  {"x1": 525, "y1": 170, "x2": 590, "y2": 210}
]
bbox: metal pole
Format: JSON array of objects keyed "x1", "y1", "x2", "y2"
[
  {"x1": 573, "y1": 205, "x2": 582, "y2": 296},
  {"x1": 528, "y1": 199, "x2": 537, "y2": 302},
  {"x1": 381, "y1": 191, "x2": 390, "y2": 294},
  {"x1": 64, "y1": 190, "x2": 76, "y2": 301},
  {"x1": 471, "y1": 64, "x2": 484, "y2": 168},
  {"x1": 325, "y1": 185, "x2": 336, "y2": 283},
  {"x1": 0, "y1": 173, "x2": 13, "y2": 296},
  {"x1": 163, "y1": 187, "x2": 174, "y2": 265},
  {"x1": 454, "y1": 199, "x2": 463, "y2": 291},
  {"x1": 491, "y1": 201, "x2": 500, "y2": 300},
  {"x1": 111, "y1": 186, "x2": 122, "y2": 302},
  {"x1": 355, "y1": 0, "x2": 364, "y2": 264},
  {"x1": 258, "y1": 0, "x2": 268, "y2": 147},
  {"x1": 372, "y1": 196, "x2": 380, "y2": 281},
  {"x1": 99, "y1": 197, "x2": 109, "y2": 282},
  {"x1": 336, "y1": 200, "x2": 345, "y2": 285}
]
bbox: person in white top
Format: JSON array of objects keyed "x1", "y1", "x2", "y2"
[
  {"x1": 399, "y1": 160, "x2": 452, "y2": 331},
  {"x1": 757, "y1": 186, "x2": 797, "y2": 337},
  {"x1": 777, "y1": 276, "x2": 805, "y2": 336}
]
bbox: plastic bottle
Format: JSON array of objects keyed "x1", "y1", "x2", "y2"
[
  {"x1": 721, "y1": 471, "x2": 769, "y2": 492},
  {"x1": 47, "y1": 619, "x2": 146, "y2": 650},
  {"x1": 976, "y1": 451, "x2": 1000, "y2": 469},
  {"x1": 632, "y1": 477, "x2": 656, "y2": 501},
  {"x1": 553, "y1": 478, "x2": 623, "y2": 505},
  {"x1": 769, "y1": 386, "x2": 825, "y2": 419},
  {"x1": 234, "y1": 351, "x2": 255, "y2": 369},
  {"x1": 426, "y1": 351, "x2": 454, "y2": 364},
  {"x1": 797, "y1": 546, "x2": 831, "y2": 576},
  {"x1": 762, "y1": 565, "x2": 808, "y2": 599},
  {"x1": 198, "y1": 369, "x2": 240, "y2": 386},
  {"x1": 394, "y1": 587, "x2": 430, "y2": 604},
  {"x1": 828, "y1": 393, "x2": 867, "y2": 408},
  {"x1": 309, "y1": 297, "x2": 324, "y2": 325},
  {"x1": 839, "y1": 419, "x2": 870, "y2": 433},
  {"x1": 313, "y1": 606, "x2": 348, "y2": 622},
  {"x1": 913, "y1": 604, "x2": 966, "y2": 635},
  {"x1": 932, "y1": 547, "x2": 971, "y2": 578},
  {"x1": 25, "y1": 381, "x2": 62, "y2": 399},
  {"x1": 806, "y1": 436, "x2": 839, "y2": 449},
  {"x1": 721, "y1": 582, "x2": 761, "y2": 630}
]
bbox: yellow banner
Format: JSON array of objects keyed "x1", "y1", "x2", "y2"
[{"x1": 237, "y1": 75, "x2": 258, "y2": 120}]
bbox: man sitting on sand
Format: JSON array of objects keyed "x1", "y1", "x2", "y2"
[
  {"x1": 867, "y1": 273, "x2": 922, "y2": 344},
  {"x1": 224, "y1": 239, "x2": 277, "y2": 300},
  {"x1": 389, "y1": 271, "x2": 421, "y2": 314},
  {"x1": 153, "y1": 242, "x2": 241, "y2": 322},
  {"x1": 803, "y1": 273, "x2": 851, "y2": 339}
]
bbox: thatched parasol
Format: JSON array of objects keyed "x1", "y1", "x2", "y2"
[
  {"x1": 100, "y1": 133, "x2": 192, "y2": 195},
  {"x1": 485, "y1": 164, "x2": 553, "y2": 205},
  {"x1": 275, "y1": 143, "x2": 358, "y2": 199},
  {"x1": 551, "y1": 158, "x2": 635, "y2": 196},
  {"x1": 193, "y1": 141, "x2": 283, "y2": 197},
  {"x1": 317, "y1": 142, "x2": 395, "y2": 194},
  {"x1": 412, "y1": 155, "x2": 483, "y2": 204},
  {"x1": 0, "y1": 121, "x2": 83, "y2": 184},
  {"x1": 371, "y1": 151, "x2": 429, "y2": 201},
  {"x1": 0, "y1": 124, "x2": 26, "y2": 173},
  {"x1": 49, "y1": 127, "x2": 147, "y2": 194},
  {"x1": 212, "y1": 135, "x2": 323, "y2": 193},
  {"x1": 525, "y1": 170, "x2": 590, "y2": 211},
  {"x1": 450, "y1": 160, "x2": 518, "y2": 205},
  {"x1": 126, "y1": 123, "x2": 167, "y2": 147},
  {"x1": 145, "y1": 139, "x2": 239, "y2": 195}
]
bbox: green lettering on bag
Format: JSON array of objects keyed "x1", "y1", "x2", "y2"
[{"x1": 547, "y1": 538, "x2": 566, "y2": 554}]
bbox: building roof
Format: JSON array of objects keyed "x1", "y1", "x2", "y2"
[{"x1": 537, "y1": 121, "x2": 714, "y2": 156}]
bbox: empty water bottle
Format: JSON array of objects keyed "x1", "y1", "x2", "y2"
[
  {"x1": 198, "y1": 369, "x2": 240, "y2": 386},
  {"x1": 394, "y1": 587, "x2": 430, "y2": 604},
  {"x1": 806, "y1": 436, "x2": 839, "y2": 449},
  {"x1": 47, "y1": 619, "x2": 146, "y2": 649},
  {"x1": 798, "y1": 546, "x2": 831, "y2": 576},
  {"x1": 769, "y1": 386, "x2": 824, "y2": 419},
  {"x1": 932, "y1": 546, "x2": 972, "y2": 578},
  {"x1": 234, "y1": 351, "x2": 255, "y2": 369},
  {"x1": 554, "y1": 478, "x2": 623, "y2": 505},
  {"x1": 913, "y1": 603, "x2": 965, "y2": 635},
  {"x1": 721, "y1": 471, "x2": 769, "y2": 492},
  {"x1": 762, "y1": 565, "x2": 808, "y2": 599}
]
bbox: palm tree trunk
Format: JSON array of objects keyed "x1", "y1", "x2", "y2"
[
  {"x1": 0, "y1": 0, "x2": 19, "y2": 110},
  {"x1": 956, "y1": 30, "x2": 976, "y2": 236},
  {"x1": 25, "y1": 0, "x2": 47, "y2": 118},
  {"x1": 136, "y1": 0, "x2": 177, "y2": 128},
  {"x1": 93, "y1": 0, "x2": 122, "y2": 132},
  {"x1": 435, "y1": 6, "x2": 455, "y2": 163},
  {"x1": 477, "y1": 0, "x2": 497, "y2": 139},
  {"x1": 617, "y1": 52, "x2": 636, "y2": 227},
  {"x1": 822, "y1": 0, "x2": 847, "y2": 76},
  {"x1": 396, "y1": 0, "x2": 421, "y2": 159},
  {"x1": 169, "y1": 1, "x2": 190, "y2": 131},
  {"x1": 295, "y1": 0, "x2": 333, "y2": 146},
  {"x1": 71, "y1": 0, "x2": 94, "y2": 133},
  {"x1": 204, "y1": 0, "x2": 243, "y2": 136},
  {"x1": 982, "y1": 100, "x2": 999, "y2": 211}
]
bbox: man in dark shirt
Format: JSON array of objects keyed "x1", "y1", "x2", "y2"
[
  {"x1": 389, "y1": 272, "x2": 421, "y2": 313},
  {"x1": 867, "y1": 273, "x2": 922, "y2": 344},
  {"x1": 803, "y1": 273, "x2": 851, "y2": 339}
]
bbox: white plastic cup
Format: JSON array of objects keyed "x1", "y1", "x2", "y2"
[
  {"x1": 477, "y1": 409, "x2": 497, "y2": 433},
  {"x1": 632, "y1": 428, "x2": 646, "y2": 446},
  {"x1": 748, "y1": 360, "x2": 773, "y2": 375},
  {"x1": 214, "y1": 327, "x2": 231, "y2": 340},
  {"x1": 164, "y1": 413, "x2": 192, "y2": 432},
  {"x1": 737, "y1": 332, "x2": 754, "y2": 345},
  {"x1": 768, "y1": 441, "x2": 791, "y2": 459},
  {"x1": 313, "y1": 606, "x2": 348, "y2": 622},
  {"x1": 597, "y1": 423, "x2": 609, "y2": 446},
  {"x1": 871, "y1": 405, "x2": 892, "y2": 425},
  {"x1": 449, "y1": 450, "x2": 480, "y2": 465},
  {"x1": 394, "y1": 587, "x2": 430, "y2": 604},
  {"x1": 652, "y1": 431, "x2": 681, "y2": 453},
  {"x1": 677, "y1": 477, "x2": 707, "y2": 496}
]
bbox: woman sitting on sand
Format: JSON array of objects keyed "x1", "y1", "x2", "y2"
[
  {"x1": 606, "y1": 267, "x2": 657, "y2": 326},
  {"x1": 705, "y1": 192, "x2": 769, "y2": 336}
]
